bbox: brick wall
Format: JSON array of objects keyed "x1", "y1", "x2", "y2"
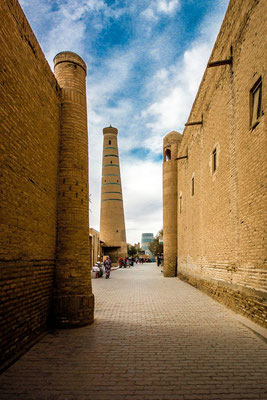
[
  {"x1": 176, "y1": 0, "x2": 266, "y2": 326},
  {"x1": 0, "y1": 0, "x2": 61, "y2": 367}
]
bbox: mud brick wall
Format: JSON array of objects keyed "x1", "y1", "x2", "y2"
[
  {"x1": 176, "y1": 0, "x2": 266, "y2": 326},
  {"x1": 0, "y1": 0, "x2": 61, "y2": 367}
]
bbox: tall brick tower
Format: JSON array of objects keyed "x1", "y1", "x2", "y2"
[
  {"x1": 53, "y1": 52, "x2": 94, "y2": 327},
  {"x1": 163, "y1": 131, "x2": 182, "y2": 277},
  {"x1": 100, "y1": 126, "x2": 127, "y2": 263}
]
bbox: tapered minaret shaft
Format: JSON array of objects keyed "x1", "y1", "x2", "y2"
[
  {"x1": 100, "y1": 126, "x2": 127, "y2": 262},
  {"x1": 53, "y1": 51, "x2": 94, "y2": 327},
  {"x1": 163, "y1": 131, "x2": 182, "y2": 277}
]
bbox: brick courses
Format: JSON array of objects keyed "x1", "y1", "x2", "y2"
[
  {"x1": 100, "y1": 126, "x2": 127, "y2": 262},
  {"x1": 163, "y1": 131, "x2": 182, "y2": 277},
  {"x1": 54, "y1": 52, "x2": 94, "y2": 328},
  {"x1": 0, "y1": 0, "x2": 61, "y2": 367}
]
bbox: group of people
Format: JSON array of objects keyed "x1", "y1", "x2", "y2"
[
  {"x1": 118, "y1": 256, "x2": 134, "y2": 268},
  {"x1": 93, "y1": 254, "x2": 160, "y2": 280}
]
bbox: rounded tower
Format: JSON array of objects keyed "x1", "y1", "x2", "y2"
[
  {"x1": 163, "y1": 131, "x2": 182, "y2": 277},
  {"x1": 100, "y1": 126, "x2": 127, "y2": 263},
  {"x1": 53, "y1": 51, "x2": 94, "y2": 327}
]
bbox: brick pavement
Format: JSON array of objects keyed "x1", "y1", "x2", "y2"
[{"x1": 1, "y1": 263, "x2": 267, "y2": 399}]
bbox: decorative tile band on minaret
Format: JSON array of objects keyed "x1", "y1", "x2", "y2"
[
  {"x1": 163, "y1": 131, "x2": 182, "y2": 277},
  {"x1": 100, "y1": 126, "x2": 127, "y2": 263},
  {"x1": 53, "y1": 51, "x2": 94, "y2": 327}
]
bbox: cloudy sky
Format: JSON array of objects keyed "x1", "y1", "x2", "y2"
[{"x1": 20, "y1": 0, "x2": 229, "y2": 244}]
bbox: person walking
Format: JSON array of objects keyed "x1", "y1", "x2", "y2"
[{"x1": 104, "y1": 256, "x2": 112, "y2": 279}]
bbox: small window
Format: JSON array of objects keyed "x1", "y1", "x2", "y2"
[
  {"x1": 166, "y1": 148, "x2": 171, "y2": 161},
  {"x1": 212, "y1": 148, "x2": 217, "y2": 173},
  {"x1": 111, "y1": 161, "x2": 112, "y2": 164},
  {"x1": 192, "y1": 177, "x2": 194, "y2": 196},
  {"x1": 179, "y1": 195, "x2": 182, "y2": 214},
  {"x1": 109, "y1": 140, "x2": 111, "y2": 145},
  {"x1": 250, "y1": 77, "x2": 262, "y2": 129}
]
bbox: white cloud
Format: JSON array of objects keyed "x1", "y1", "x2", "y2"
[
  {"x1": 141, "y1": 0, "x2": 180, "y2": 20},
  {"x1": 157, "y1": 0, "x2": 180, "y2": 13},
  {"x1": 141, "y1": 12, "x2": 225, "y2": 152},
  {"x1": 122, "y1": 159, "x2": 163, "y2": 244}
]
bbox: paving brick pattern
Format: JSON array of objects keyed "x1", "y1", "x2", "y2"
[{"x1": 1, "y1": 263, "x2": 267, "y2": 399}]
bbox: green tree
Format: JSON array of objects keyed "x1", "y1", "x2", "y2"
[
  {"x1": 127, "y1": 243, "x2": 137, "y2": 257},
  {"x1": 148, "y1": 229, "x2": 163, "y2": 256}
]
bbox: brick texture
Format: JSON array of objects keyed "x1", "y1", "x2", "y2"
[
  {"x1": 54, "y1": 52, "x2": 94, "y2": 328},
  {"x1": 163, "y1": 131, "x2": 182, "y2": 277},
  {"x1": 0, "y1": 0, "x2": 61, "y2": 367},
  {"x1": 100, "y1": 126, "x2": 127, "y2": 262}
]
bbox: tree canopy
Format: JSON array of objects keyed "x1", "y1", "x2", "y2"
[
  {"x1": 127, "y1": 243, "x2": 139, "y2": 257},
  {"x1": 148, "y1": 229, "x2": 163, "y2": 256}
]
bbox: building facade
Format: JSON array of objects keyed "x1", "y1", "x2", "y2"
[
  {"x1": 89, "y1": 228, "x2": 103, "y2": 268},
  {"x1": 141, "y1": 233, "x2": 154, "y2": 258},
  {"x1": 163, "y1": 0, "x2": 266, "y2": 327}
]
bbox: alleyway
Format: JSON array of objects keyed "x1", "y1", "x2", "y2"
[{"x1": 1, "y1": 263, "x2": 266, "y2": 400}]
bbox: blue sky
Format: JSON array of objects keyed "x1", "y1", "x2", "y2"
[{"x1": 20, "y1": 0, "x2": 229, "y2": 244}]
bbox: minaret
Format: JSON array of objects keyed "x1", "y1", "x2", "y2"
[
  {"x1": 163, "y1": 131, "x2": 182, "y2": 277},
  {"x1": 53, "y1": 51, "x2": 94, "y2": 327},
  {"x1": 100, "y1": 126, "x2": 127, "y2": 262}
]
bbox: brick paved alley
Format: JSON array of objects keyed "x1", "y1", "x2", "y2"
[{"x1": 1, "y1": 263, "x2": 267, "y2": 400}]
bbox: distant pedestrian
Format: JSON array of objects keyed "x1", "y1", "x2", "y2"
[{"x1": 104, "y1": 256, "x2": 112, "y2": 279}]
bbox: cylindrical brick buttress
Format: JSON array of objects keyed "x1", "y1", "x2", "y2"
[
  {"x1": 163, "y1": 131, "x2": 182, "y2": 277},
  {"x1": 53, "y1": 51, "x2": 94, "y2": 327},
  {"x1": 100, "y1": 126, "x2": 127, "y2": 262}
]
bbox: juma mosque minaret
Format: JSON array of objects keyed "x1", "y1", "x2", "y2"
[{"x1": 100, "y1": 126, "x2": 127, "y2": 262}]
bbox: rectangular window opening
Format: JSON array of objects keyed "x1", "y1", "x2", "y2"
[
  {"x1": 192, "y1": 177, "x2": 194, "y2": 196},
  {"x1": 250, "y1": 77, "x2": 262, "y2": 129},
  {"x1": 179, "y1": 196, "x2": 182, "y2": 213}
]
